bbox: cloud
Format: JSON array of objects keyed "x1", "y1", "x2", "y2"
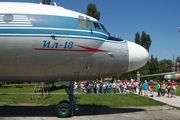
[{"x1": 163, "y1": 51, "x2": 168, "y2": 54}]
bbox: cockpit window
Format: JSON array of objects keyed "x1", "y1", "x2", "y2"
[
  {"x1": 100, "y1": 24, "x2": 108, "y2": 33},
  {"x1": 93, "y1": 22, "x2": 101, "y2": 30},
  {"x1": 108, "y1": 36, "x2": 124, "y2": 41}
]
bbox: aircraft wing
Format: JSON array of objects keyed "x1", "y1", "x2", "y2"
[{"x1": 141, "y1": 72, "x2": 177, "y2": 78}]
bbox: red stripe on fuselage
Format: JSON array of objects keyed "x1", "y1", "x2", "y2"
[{"x1": 34, "y1": 45, "x2": 108, "y2": 52}]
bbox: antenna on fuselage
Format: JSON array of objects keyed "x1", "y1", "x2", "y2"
[{"x1": 54, "y1": 2, "x2": 57, "y2": 6}]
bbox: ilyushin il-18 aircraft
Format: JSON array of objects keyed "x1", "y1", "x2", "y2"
[{"x1": 0, "y1": 2, "x2": 149, "y2": 117}]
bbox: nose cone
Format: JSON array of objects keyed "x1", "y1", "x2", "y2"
[{"x1": 127, "y1": 41, "x2": 149, "y2": 72}]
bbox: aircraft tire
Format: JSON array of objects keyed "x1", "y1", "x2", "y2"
[
  {"x1": 56, "y1": 102, "x2": 72, "y2": 118},
  {"x1": 70, "y1": 109, "x2": 73, "y2": 117}
]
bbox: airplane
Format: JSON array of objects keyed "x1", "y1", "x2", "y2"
[
  {"x1": 164, "y1": 73, "x2": 180, "y2": 80},
  {"x1": 141, "y1": 63, "x2": 180, "y2": 80},
  {"x1": 141, "y1": 72, "x2": 180, "y2": 80},
  {"x1": 0, "y1": 2, "x2": 149, "y2": 117}
]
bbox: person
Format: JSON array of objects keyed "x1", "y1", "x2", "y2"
[
  {"x1": 107, "y1": 82, "x2": 111, "y2": 94},
  {"x1": 149, "y1": 80, "x2": 154, "y2": 97},
  {"x1": 166, "y1": 80, "x2": 172, "y2": 98},
  {"x1": 83, "y1": 81, "x2": 87, "y2": 94},
  {"x1": 117, "y1": 80, "x2": 121, "y2": 93},
  {"x1": 112, "y1": 80, "x2": 117, "y2": 94},
  {"x1": 138, "y1": 81, "x2": 143, "y2": 95},
  {"x1": 96, "y1": 82, "x2": 100, "y2": 94},
  {"x1": 73, "y1": 80, "x2": 78, "y2": 94},
  {"x1": 161, "y1": 81, "x2": 166, "y2": 96},
  {"x1": 119, "y1": 81, "x2": 124, "y2": 93},
  {"x1": 131, "y1": 81, "x2": 135, "y2": 93},
  {"x1": 143, "y1": 80, "x2": 148, "y2": 96},
  {"x1": 99, "y1": 82, "x2": 103, "y2": 94},
  {"x1": 93, "y1": 82, "x2": 97, "y2": 94},
  {"x1": 80, "y1": 81, "x2": 84, "y2": 94},
  {"x1": 156, "y1": 81, "x2": 161, "y2": 97},
  {"x1": 87, "y1": 82, "x2": 92, "y2": 94},
  {"x1": 134, "y1": 80, "x2": 138, "y2": 93},
  {"x1": 103, "y1": 82, "x2": 107, "y2": 94},
  {"x1": 171, "y1": 80, "x2": 178, "y2": 97},
  {"x1": 123, "y1": 81, "x2": 127, "y2": 94}
]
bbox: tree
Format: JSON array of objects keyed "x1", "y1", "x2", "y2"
[
  {"x1": 176, "y1": 56, "x2": 180, "y2": 62},
  {"x1": 42, "y1": 0, "x2": 51, "y2": 5},
  {"x1": 135, "y1": 31, "x2": 152, "y2": 52},
  {"x1": 135, "y1": 32, "x2": 141, "y2": 45},
  {"x1": 148, "y1": 55, "x2": 160, "y2": 74},
  {"x1": 86, "y1": 3, "x2": 101, "y2": 21},
  {"x1": 159, "y1": 59, "x2": 173, "y2": 72},
  {"x1": 117, "y1": 71, "x2": 136, "y2": 80}
]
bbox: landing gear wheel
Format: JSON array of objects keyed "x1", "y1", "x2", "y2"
[
  {"x1": 56, "y1": 82, "x2": 79, "y2": 117},
  {"x1": 70, "y1": 109, "x2": 73, "y2": 117},
  {"x1": 56, "y1": 102, "x2": 72, "y2": 118}
]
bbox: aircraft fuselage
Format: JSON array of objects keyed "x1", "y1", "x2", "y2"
[{"x1": 0, "y1": 2, "x2": 149, "y2": 82}]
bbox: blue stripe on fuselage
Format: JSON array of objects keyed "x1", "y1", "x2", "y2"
[{"x1": 0, "y1": 14, "x2": 109, "y2": 39}]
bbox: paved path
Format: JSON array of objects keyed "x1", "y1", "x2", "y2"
[
  {"x1": 135, "y1": 90, "x2": 180, "y2": 108},
  {"x1": 0, "y1": 105, "x2": 180, "y2": 120}
]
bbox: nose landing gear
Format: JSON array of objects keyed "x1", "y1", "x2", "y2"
[{"x1": 56, "y1": 81, "x2": 79, "y2": 117}]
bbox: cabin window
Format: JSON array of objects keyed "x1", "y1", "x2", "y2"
[
  {"x1": 85, "y1": 17, "x2": 93, "y2": 28},
  {"x1": 93, "y1": 22, "x2": 101, "y2": 30},
  {"x1": 85, "y1": 17, "x2": 90, "y2": 20},
  {"x1": 86, "y1": 20, "x2": 93, "y2": 28},
  {"x1": 78, "y1": 15, "x2": 84, "y2": 19},
  {"x1": 78, "y1": 19, "x2": 85, "y2": 28},
  {"x1": 78, "y1": 15, "x2": 85, "y2": 28}
]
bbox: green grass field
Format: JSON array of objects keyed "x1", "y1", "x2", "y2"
[
  {"x1": 0, "y1": 83, "x2": 166, "y2": 107},
  {"x1": 0, "y1": 83, "x2": 64, "y2": 93},
  {"x1": 0, "y1": 93, "x2": 166, "y2": 107}
]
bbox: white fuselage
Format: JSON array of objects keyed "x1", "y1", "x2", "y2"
[{"x1": 0, "y1": 2, "x2": 149, "y2": 82}]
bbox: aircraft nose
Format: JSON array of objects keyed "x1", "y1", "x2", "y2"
[{"x1": 127, "y1": 41, "x2": 149, "y2": 72}]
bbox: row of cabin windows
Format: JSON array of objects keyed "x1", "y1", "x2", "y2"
[
  {"x1": 78, "y1": 15, "x2": 108, "y2": 33},
  {"x1": 78, "y1": 19, "x2": 100, "y2": 29}
]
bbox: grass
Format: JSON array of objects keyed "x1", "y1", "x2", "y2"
[
  {"x1": 0, "y1": 83, "x2": 166, "y2": 107},
  {"x1": 0, "y1": 83, "x2": 65, "y2": 93},
  {"x1": 0, "y1": 94, "x2": 166, "y2": 107},
  {"x1": 75, "y1": 94, "x2": 165, "y2": 107}
]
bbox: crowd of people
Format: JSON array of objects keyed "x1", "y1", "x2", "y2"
[
  {"x1": 142, "y1": 79, "x2": 178, "y2": 98},
  {"x1": 73, "y1": 79, "x2": 178, "y2": 98},
  {"x1": 74, "y1": 79, "x2": 139, "y2": 94}
]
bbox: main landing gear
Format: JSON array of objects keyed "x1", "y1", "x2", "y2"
[{"x1": 56, "y1": 81, "x2": 79, "y2": 117}]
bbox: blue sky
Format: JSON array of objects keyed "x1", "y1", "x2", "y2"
[{"x1": 2, "y1": 0, "x2": 180, "y2": 61}]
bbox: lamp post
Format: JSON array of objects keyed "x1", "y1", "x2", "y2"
[{"x1": 137, "y1": 71, "x2": 140, "y2": 82}]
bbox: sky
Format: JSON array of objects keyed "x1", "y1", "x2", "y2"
[{"x1": 1, "y1": 0, "x2": 180, "y2": 61}]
